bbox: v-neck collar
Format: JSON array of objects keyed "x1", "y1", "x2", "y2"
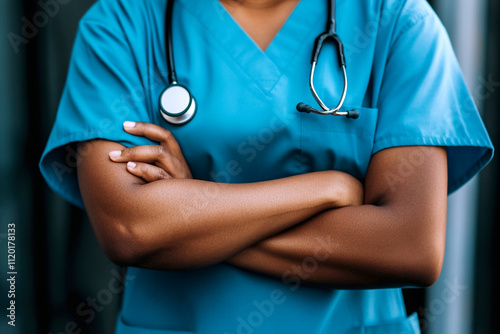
[{"x1": 180, "y1": 0, "x2": 324, "y2": 94}]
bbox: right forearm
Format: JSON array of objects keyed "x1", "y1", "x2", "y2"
[
  {"x1": 112, "y1": 171, "x2": 353, "y2": 270},
  {"x1": 78, "y1": 139, "x2": 362, "y2": 270}
]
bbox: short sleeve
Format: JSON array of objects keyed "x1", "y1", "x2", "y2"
[
  {"x1": 39, "y1": 15, "x2": 155, "y2": 208},
  {"x1": 373, "y1": 0, "x2": 494, "y2": 194}
]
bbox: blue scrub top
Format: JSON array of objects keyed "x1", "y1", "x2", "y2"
[{"x1": 40, "y1": 0, "x2": 493, "y2": 333}]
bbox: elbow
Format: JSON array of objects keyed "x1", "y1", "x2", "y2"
[
  {"x1": 92, "y1": 215, "x2": 200, "y2": 270},
  {"x1": 398, "y1": 209, "x2": 447, "y2": 288},
  {"x1": 408, "y1": 239, "x2": 445, "y2": 288},
  {"x1": 413, "y1": 254, "x2": 443, "y2": 288},
  {"x1": 88, "y1": 212, "x2": 149, "y2": 267},
  {"x1": 98, "y1": 219, "x2": 144, "y2": 267}
]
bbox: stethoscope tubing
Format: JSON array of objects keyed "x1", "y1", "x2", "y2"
[{"x1": 160, "y1": 0, "x2": 359, "y2": 124}]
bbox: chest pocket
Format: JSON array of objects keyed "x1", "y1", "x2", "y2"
[{"x1": 299, "y1": 106, "x2": 378, "y2": 180}]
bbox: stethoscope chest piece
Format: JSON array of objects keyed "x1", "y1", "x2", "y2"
[{"x1": 159, "y1": 83, "x2": 197, "y2": 125}]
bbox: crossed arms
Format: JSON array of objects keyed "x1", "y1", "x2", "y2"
[{"x1": 77, "y1": 122, "x2": 447, "y2": 289}]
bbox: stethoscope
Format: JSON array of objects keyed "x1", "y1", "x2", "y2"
[{"x1": 159, "y1": 0, "x2": 358, "y2": 125}]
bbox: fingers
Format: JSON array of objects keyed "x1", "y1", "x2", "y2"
[
  {"x1": 109, "y1": 145, "x2": 192, "y2": 179},
  {"x1": 109, "y1": 121, "x2": 193, "y2": 180},
  {"x1": 109, "y1": 145, "x2": 174, "y2": 164},
  {"x1": 126, "y1": 161, "x2": 172, "y2": 183},
  {"x1": 123, "y1": 121, "x2": 183, "y2": 157}
]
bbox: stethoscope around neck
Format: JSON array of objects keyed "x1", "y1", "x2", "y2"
[
  {"x1": 158, "y1": 0, "x2": 197, "y2": 125},
  {"x1": 158, "y1": 0, "x2": 358, "y2": 125}
]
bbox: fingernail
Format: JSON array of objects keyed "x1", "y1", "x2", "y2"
[
  {"x1": 109, "y1": 150, "x2": 122, "y2": 158},
  {"x1": 123, "y1": 121, "x2": 136, "y2": 129},
  {"x1": 127, "y1": 162, "x2": 137, "y2": 169}
]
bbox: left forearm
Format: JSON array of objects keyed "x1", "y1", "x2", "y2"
[
  {"x1": 111, "y1": 124, "x2": 448, "y2": 288},
  {"x1": 226, "y1": 202, "x2": 444, "y2": 289}
]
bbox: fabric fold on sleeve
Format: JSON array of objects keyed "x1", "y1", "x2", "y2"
[
  {"x1": 39, "y1": 18, "x2": 156, "y2": 208},
  {"x1": 373, "y1": 0, "x2": 493, "y2": 194}
]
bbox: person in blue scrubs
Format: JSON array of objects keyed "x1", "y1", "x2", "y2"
[{"x1": 40, "y1": 0, "x2": 493, "y2": 333}]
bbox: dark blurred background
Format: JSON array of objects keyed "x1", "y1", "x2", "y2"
[{"x1": 0, "y1": 0, "x2": 498, "y2": 333}]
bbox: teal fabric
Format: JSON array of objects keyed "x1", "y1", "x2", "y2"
[{"x1": 39, "y1": 0, "x2": 493, "y2": 333}]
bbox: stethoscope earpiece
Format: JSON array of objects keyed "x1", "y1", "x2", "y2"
[{"x1": 159, "y1": 83, "x2": 197, "y2": 125}]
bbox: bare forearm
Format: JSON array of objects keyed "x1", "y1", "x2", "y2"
[
  {"x1": 227, "y1": 203, "x2": 444, "y2": 289},
  {"x1": 120, "y1": 174, "x2": 345, "y2": 268},
  {"x1": 78, "y1": 140, "x2": 363, "y2": 270},
  {"x1": 227, "y1": 147, "x2": 448, "y2": 289}
]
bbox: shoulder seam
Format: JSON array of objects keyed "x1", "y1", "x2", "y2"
[
  {"x1": 398, "y1": 6, "x2": 433, "y2": 35},
  {"x1": 390, "y1": 1, "x2": 435, "y2": 48}
]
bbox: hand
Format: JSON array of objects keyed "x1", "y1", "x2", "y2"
[{"x1": 108, "y1": 121, "x2": 192, "y2": 182}]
